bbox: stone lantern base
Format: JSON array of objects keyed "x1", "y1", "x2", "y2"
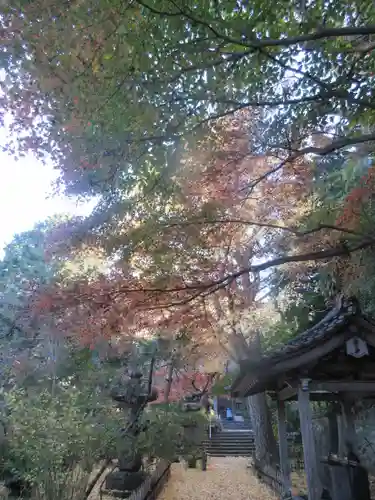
[
  {"x1": 104, "y1": 453, "x2": 146, "y2": 497},
  {"x1": 104, "y1": 469, "x2": 145, "y2": 495}
]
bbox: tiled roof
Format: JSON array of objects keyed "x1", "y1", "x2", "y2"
[
  {"x1": 231, "y1": 296, "x2": 373, "y2": 396},
  {"x1": 252, "y1": 296, "x2": 359, "y2": 366}
]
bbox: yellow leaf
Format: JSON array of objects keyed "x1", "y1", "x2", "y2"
[{"x1": 92, "y1": 57, "x2": 100, "y2": 74}]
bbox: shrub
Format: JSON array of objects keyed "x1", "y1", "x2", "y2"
[
  {"x1": 2, "y1": 387, "x2": 123, "y2": 499},
  {"x1": 137, "y1": 404, "x2": 208, "y2": 461}
]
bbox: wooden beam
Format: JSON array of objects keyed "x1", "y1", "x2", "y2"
[
  {"x1": 277, "y1": 385, "x2": 298, "y2": 401},
  {"x1": 356, "y1": 316, "x2": 375, "y2": 336},
  {"x1": 310, "y1": 381, "x2": 375, "y2": 393},
  {"x1": 266, "y1": 333, "x2": 347, "y2": 378},
  {"x1": 276, "y1": 399, "x2": 291, "y2": 494},
  {"x1": 272, "y1": 388, "x2": 375, "y2": 402},
  {"x1": 298, "y1": 380, "x2": 322, "y2": 500},
  {"x1": 271, "y1": 391, "x2": 342, "y2": 402}
]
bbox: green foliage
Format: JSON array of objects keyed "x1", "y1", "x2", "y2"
[
  {"x1": 0, "y1": 223, "x2": 55, "y2": 324},
  {"x1": 137, "y1": 403, "x2": 208, "y2": 460},
  {"x1": 301, "y1": 155, "x2": 375, "y2": 314},
  {"x1": 2, "y1": 0, "x2": 375, "y2": 484},
  {"x1": 211, "y1": 373, "x2": 236, "y2": 396},
  {"x1": 3, "y1": 386, "x2": 122, "y2": 485},
  {"x1": 2, "y1": 0, "x2": 375, "y2": 207},
  {"x1": 261, "y1": 319, "x2": 298, "y2": 353}
]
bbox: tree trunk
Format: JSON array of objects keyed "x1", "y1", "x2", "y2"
[
  {"x1": 163, "y1": 358, "x2": 174, "y2": 403},
  {"x1": 229, "y1": 330, "x2": 279, "y2": 467},
  {"x1": 247, "y1": 392, "x2": 279, "y2": 466},
  {"x1": 246, "y1": 332, "x2": 279, "y2": 466}
]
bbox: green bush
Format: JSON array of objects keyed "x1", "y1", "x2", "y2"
[
  {"x1": 137, "y1": 404, "x2": 208, "y2": 461},
  {"x1": 2, "y1": 386, "x2": 123, "y2": 499}
]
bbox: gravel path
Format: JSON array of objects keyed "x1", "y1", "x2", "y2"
[{"x1": 158, "y1": 457, "x2": 278, "y2": 500}]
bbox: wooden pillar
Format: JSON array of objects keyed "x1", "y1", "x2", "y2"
[
  {"x1": 341, "y1": 399, "x2": 356, "y2": 451},
  {"x1": 327, "y1": 409, "x2": 339, "y2": 454},
  {"x1": 298, "y1": 379, "x2": 322, "y2": 500},
  {"x1": 337, "y1": 414, "x2": 346, "y2": 456},
  {"x1": 328, "y1": 405, "x2": 353, "y2": 500},
  {"x1": 276, "y1": 398, "x2": 291, "y2": 493},
  {"x1": 328, "y1": 466, "x2": 352, "y2": 500}
]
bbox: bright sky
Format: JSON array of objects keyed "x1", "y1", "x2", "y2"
[
  {"x1": 0, "y1": 150, "x2": 95, "y2": 254},
  {"x1": 0, "y1": 68, "x2": 96, "y2": 256}
]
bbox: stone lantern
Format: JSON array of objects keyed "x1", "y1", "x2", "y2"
[{"x1": 105, "y1": 370, "x2": 158, "y2": 496}]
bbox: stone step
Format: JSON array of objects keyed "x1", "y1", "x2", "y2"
[
  {"x1": 204, "y1": 434, "x2": 254, "y2": 440},
  {"x1": 205, "y1": 444, "x2": 255, "y2": 451},
  {"x1": 205, "y1": 442, "x2": 254, "y2": 446},
  {"x1": 204, "y1": 429, "x2": 255, "y2": 457},
  {"x1": 206, "y1": 432, "x2": 254, "y2": 443},
  {"x1": 221, "y1": 425, "x2": 252, "y2": 430},
  {"x1": 205, "y1": 449, "x2": 254, "y2": 455},
  {"x1": 206, "y1": 449, "x2": 254, "y2": 457},
  {"x1": 100, "y1": 489, "x2": 133, "y2": 499},
  {"x1": 207, "y1": 442, "x2": 253, "y2": 447},
  {"x1": 210, "y1": 430, "x2": 254, "y2": 435},
  {"x1": 205, "y1": 439, "x2": 254, "y2": 444}
]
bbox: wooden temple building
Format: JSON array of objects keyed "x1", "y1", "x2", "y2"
[{"x1": 231, "y1": 296, "x2": 375, "y2": 500}]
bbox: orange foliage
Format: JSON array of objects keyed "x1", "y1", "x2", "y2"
[
  {"x1": 32, "y1": 110, "x2": 312, "y2": 357},
  {"x1": 151, "y1": 369, "x2": 213, "y2": 404},
  {"x1": 336, "y1": 166, "x2": 375, "y2": 229}
]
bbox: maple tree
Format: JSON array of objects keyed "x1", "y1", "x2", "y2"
[
  {"x1": 22, "y1": 109, "x2": 375, "y2": 466},
  {"x1": 266, "y1": 151, "x2": 375, "y2": 341},
  {"x1": 0, "y1": 0, "x2": 374, "y2": 295},
  {"x1": 151, "y1": 368, "x2": 215, "y2": 404},
  {"x1": 32, "y1": 111, "x2": 309, "y2": 341},
  {"x1": 2, "y1": 0, "x2": 375, "y2": 457},
  {"x1": 1, "y1": 0, "x2": 375, "y2": 209},
  {"x1": 336, "y1": 164, "x2": 375, "y2": 230},
  {"x1": 321, "y1": 159, "x2": 375, "y2": 310},
  {"x1": 27, "y1": 110, "x2": 319, "y2": 465}
]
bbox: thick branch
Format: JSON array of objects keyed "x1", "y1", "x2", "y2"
[
  {"x1": 256, "y1": 47, "x2": 375, "y2": 111},
  {"x1": 136, "y1": 2, "x2": 375, "y2": 49},
  {"x1": 247, "y1": 132, "x2": 375, "y2": 191},
  {"x1": 108, "y1": 238, "x2": 375, "y2": 304},
  {"x1": 164, "y1": 220, "x2": 363, "y2": 237},
  {"x1": 249, "y1": 240, "x2": 369, "y2": 273},
  {"x1": 180, "y1": 90, "x2": 375, "y2": 111},
  {"x1": 177, "y1": 93, "x2": 329, "y2": 108},
  {"x1": 198, "y1": 239, "x2": 374, "y2": 296},
  {"x1": 248, "y1": 26, "x2": 375, "y2": 49},
  {"x1": 298, "y1": 133, "x2": 375, "y2": 156},
  {"x1": 48, "y1": 236, "x2": 374, "y2": 318}
]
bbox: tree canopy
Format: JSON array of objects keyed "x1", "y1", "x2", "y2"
[
  {"x1": 2, "y1": 0, "x2": 374, "y2": 277},
  {"x1": 1, "y1": 0, "x2": 375, "y2": 478}
]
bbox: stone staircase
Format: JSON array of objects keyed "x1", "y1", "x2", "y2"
[
  {"x1": 204, "y1": 429, "x2": 255, "y2": 457},
  {"x1": 220, "y1": 418, "x2": 252, "y2": 431}
]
